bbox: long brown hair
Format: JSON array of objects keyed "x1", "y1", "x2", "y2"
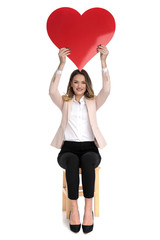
[{"x1": 62, "y1": 69, "x2": 95, "y2": 101}]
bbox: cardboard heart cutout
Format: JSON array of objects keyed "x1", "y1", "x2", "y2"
[{"x1": 47, "y1": 7, "x2": 116, "y2": 71}]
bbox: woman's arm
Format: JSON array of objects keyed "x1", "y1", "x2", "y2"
[
  {"x1": 95, "y1": 45, "x2": 111, "y2": 110},
  {"x1": 49, "y1": 48, "x2": 71, "y2": 110}
]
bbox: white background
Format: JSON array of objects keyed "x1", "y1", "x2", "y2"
[{"x1": 0, "y1": 0, "x2": 160, "y2": 239}]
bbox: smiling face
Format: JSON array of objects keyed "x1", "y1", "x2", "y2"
[{"x1": 71, "y1": 74, "x2": 87, "y2": 97}]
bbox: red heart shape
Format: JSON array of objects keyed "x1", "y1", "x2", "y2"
[{"x1": 47, "y1": 7, "x2": 116, "y2": 71}]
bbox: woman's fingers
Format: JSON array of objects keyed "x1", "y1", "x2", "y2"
[
  {"x1": 60, "y1": 50, "x2": 71, "y2": 54},
  {"x1": 98, "y1": 44, "x2": 107, "y2": 48},
  {"x1": 59, "y1": 47, "x2": 71, "y2": 52},
  {"x1": 60, "y1": 47, "x2": 70, "y2": 50},
  {"x1": 97, "y1": 44, "x2": 109, "y2": 54},
  {"x1": 59, "y1": 48, "x2": 71, "y2": 56},
  {"x1": 97, "y1": 45, "x2": 108, "y2": 50},
  {"x1": 97, "y1": 48, "x2": 105, "y2": 53},
  {"x1": 62, "y1": 51, "x2": 71, "y2": 56},
  {"x1": 58, "y1": 48, "x2": 71, "y2": 64}
]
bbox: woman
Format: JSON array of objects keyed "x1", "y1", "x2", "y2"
[{"x1": 49, "y1": 45, "x2": 110, "y2": 233}]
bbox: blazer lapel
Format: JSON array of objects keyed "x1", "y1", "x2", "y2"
[
  {"x1": 67, "y1": 98, "x2": 73, "y2": 120},
  {"x1": 85, "y1": 97, "x2": 93, "y2": 124}
]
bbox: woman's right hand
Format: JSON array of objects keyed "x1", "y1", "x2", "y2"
[{"x1": 58, "y1": 48, "x2": 71, "y2": 65}]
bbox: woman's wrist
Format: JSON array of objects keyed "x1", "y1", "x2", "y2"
[
  {"x1": 56, "y1": 63, "x2": 65, "y2": 74},
  {"x1": 102, "y1": 67, "x2": 108, "y2": 72},
  {"x1": 57, "y1": 62, "x2": 65, "y2": 71},
  {"x1": 101, "y1": 60, "x2": 107, "y2": 69}
]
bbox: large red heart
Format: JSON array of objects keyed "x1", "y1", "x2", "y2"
[{"x1": 47, "y1": 7, "x2": 116, "y2": 71}]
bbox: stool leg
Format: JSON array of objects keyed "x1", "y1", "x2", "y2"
[
  {"x1": 62, "y1": 171, "x2": 66, "y2": 211},
  {"x1": 94, "y1": 168, "x2": 99, "y2": 217},
  {"x1": 66, "y1": 186, "x2": 70, "y2": 219}
]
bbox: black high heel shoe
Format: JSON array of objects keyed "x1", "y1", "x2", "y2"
[
  {"x1": 82, "y1": 211, "x2": 94, "y2": 234},
  {"x1": 69, "y1": 211, "x2": 81, "y2": 233}
]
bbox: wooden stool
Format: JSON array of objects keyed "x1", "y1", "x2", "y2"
[{"x1": 62, "y1": 166, "x2": 100, "y2": 219}]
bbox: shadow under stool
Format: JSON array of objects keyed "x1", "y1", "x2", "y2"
[{"x1": 62, "y1": 166, "x2": 100, "y2": 219}]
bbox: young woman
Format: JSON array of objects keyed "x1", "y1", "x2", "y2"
[{"x1": 49, "y1": 45, "x2": 110, "y2": 233}]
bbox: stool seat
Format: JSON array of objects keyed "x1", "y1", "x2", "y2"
[{"x1": 62, "y1": 166, "x2": 100, "y2": 219}]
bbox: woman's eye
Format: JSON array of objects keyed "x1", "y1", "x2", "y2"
[{"x1": 73, "y1": 81, "x2": 86, "y2": 84}]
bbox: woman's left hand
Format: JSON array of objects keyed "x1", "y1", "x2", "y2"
[{"x1": 97, "y1": 44, "x2": 109, "y2": 62}]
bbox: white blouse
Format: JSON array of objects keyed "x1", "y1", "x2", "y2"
[{"x1": 64, "y1": 95, "x2": 95, "y2": 142}]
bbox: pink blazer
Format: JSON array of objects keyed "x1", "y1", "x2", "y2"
[{"x1": 49, "y1": 70, "x2": 111, "y2": 149}]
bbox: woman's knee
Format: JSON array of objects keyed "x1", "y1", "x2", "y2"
[
  {"x1": 57, "y1": 152, "x2": 80, "y2": 169},
  {"x1": 80, "y1": 152, "x2": 101, "y2": 169}
]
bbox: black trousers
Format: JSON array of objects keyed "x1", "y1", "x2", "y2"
[{"x1": 57, "y1": 141, "x2": 101, "y2": 200}]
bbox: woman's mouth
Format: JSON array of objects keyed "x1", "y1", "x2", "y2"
[{"x1": 76, "y1": 88, "x2": 83, "y2": 91}]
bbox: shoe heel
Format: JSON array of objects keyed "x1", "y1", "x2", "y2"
[
  {"x1": 82, "y1": 211, "x2": 94, "y2": 234},
  {"x1": 69, "y1": 211, "x2": 81, "y2": 233}
]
